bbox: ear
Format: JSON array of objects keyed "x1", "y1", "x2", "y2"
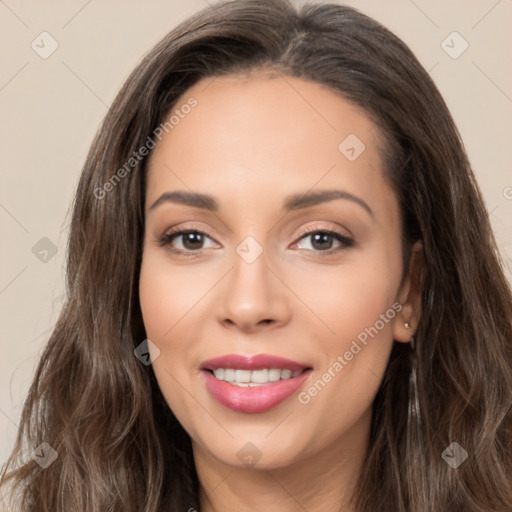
[{"x1": 392, "y1": 241, "x2": 423, "y2": 343}]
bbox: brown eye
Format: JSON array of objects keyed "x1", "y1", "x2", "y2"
[
  {"x1": 294, "y1": 229, "x2": 354, "y2": 253},
  {"x1": 158, "y1": 229, "x2": 218, "y2": 254},
  {"x1": 176, "y1": 231, "x2": 205, "y2": 250}
]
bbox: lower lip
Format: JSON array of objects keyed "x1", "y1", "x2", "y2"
[{"x1": 202, "y1": 370, "x2": 311, "y2": 413}]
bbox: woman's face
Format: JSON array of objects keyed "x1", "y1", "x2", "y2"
[{"x1": 139, "y1": 70, "x2": 417, "y2": 469}]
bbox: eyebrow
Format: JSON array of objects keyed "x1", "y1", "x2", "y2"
[{"x1": 149, "y1": 189, "x2": 373, "y2": 217}]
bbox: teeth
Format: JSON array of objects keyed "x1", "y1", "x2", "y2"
[
  {"x1": 211, "y1": 368, "x2": 304, "y2": 386},
  {"x1": 251, "y1": 369, "x2": 268, "y2": 383},
  {"x1": 268, "y1": 369, "x2": 281, "y2": 382},
  {"x1": 281, "y1": 369, "x2": 292, "y2": 379},
  {"x1": 235, "y1": 369, "x2": 251, "y2": 383}
]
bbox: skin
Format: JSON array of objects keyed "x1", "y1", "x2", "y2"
[{"x1": 139, "y1": 69, "x2": 422, "y2": 512}]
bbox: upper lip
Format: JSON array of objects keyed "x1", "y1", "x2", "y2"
[{"x1": 200, "y1": 354, "x2": 311, "y2": 372}]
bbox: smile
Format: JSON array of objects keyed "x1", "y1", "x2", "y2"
[
  {"x1": 200, "y1": 354, "x2": 312, "y2": 413},
  {"x1": 209, "y1": 368, "x2": 305, "y2": 386}
]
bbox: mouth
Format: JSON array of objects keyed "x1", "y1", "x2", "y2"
[
  {"x1": 205, "y1": 367, "x2": 307, "y2": 387},
  {"x1": 200, "y1": 354, "x2": 313, "y2": 413}
]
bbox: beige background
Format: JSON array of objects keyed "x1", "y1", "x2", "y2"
[{"x1": 1, "y1": 0, "x2": 511, "y2": 464}]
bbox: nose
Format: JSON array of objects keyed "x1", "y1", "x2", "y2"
[{"x1": 216, "y1": 246, "x2": 292, "y2": 333}]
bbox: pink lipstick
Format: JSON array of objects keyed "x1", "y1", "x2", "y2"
[{"x1": 200, "y1": 354, "x2": 312, "y2": 413}]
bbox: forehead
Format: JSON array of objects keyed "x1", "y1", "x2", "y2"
[{"x1": 145, "y1": 70, "x2": 395, "y2": 220}]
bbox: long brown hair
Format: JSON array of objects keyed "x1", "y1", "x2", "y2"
[{"x1": 2, "y1": 1, "x2": 511, "y2": 510}]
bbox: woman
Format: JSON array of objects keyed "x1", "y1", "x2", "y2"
[{"x1": 2, "y1": 1, "x2": 511, "y2": 511}]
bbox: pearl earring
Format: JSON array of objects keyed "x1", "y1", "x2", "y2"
[{"x1": 404, "y1": 321, "x2": 411, "y2": 329}]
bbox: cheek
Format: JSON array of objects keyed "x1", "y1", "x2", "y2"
[
  {"x1": 138, "y1": 250, "x2": 213, "y2": 339},
  {"x1": 139, "y1": 265, "x2": 191, "y2": 433},
  {"x1": 138, "y1": 252, "x2": 213, "y2": 425},
  {"x1": 288, "y1": 257, "x2": 401, "y2": 348},
  {"x1": 289, "y1": 252, "x2": 401, "y2": 407},
  {"x1": 139, "y1": 262, "x2": 176, "y2": 339}
]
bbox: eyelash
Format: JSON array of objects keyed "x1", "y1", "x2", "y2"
[{"x1": 157, "y1": 225, "x2": 354, "y2": 257}]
